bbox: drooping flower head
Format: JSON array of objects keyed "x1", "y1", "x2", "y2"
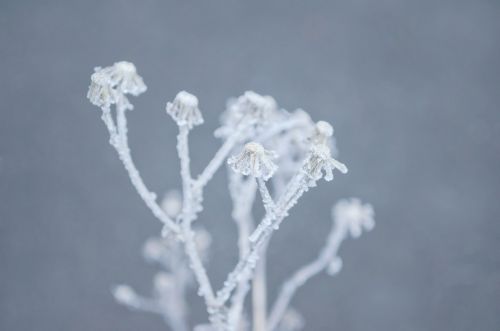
[
  {"x1": 160, "y1": 189, "x2": 183, "y2": 219},
  {"x1": 279, "y1": 308, "x2": 305, "y2": 331},
  {"x1": 87, "y1": 70, "x2": 116, "y2": 109},
  {"x1": 112, "y1": 285, "x2": 137, "y2": 306},
  {"x1": 333, "y1": 198, "x2": 375, "y2": 238},
  {"x1": 153, "y1": 272, "x2": 175, "y2": 293},
  {"x1": 166, "y1": 91, "x2": 204, "y2": 129},
  {"x1": 215, "y1": 91, "x2": 277, "y2": 139},
  {"x1": 312, "y1": 121, "x2": 334, "y2": 145},
  {"x1": 302, "y1": 144, "x2": 348, "y2": 182},
  {"x1": 87, "y1": 61, "x2": 147, "y2": 110},
  {"x1": 228, "y1": 142, "x2": 278, "y2": 181},
  {"x1": 106, "y1": 61, "x2": 147, "y2": 96}
]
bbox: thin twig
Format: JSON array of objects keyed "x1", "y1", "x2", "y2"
[
  {"x1": 110, "y1": 100, "x2": 179, "y2": 234},
  {"x1": 267, "y1": 221, "x2": 347, "y2": 331}
]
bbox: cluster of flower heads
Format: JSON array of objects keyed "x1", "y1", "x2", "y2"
[
  {"x1": 160, "y1": 87, "x2": 348, "y2": 186},
  {"x1": 213, "y1": 94, "x2": 348, "y2": 185}
]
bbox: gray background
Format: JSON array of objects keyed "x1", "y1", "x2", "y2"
[{"x1": 1, "y1": 0, "x2": 499, "y2": 330}]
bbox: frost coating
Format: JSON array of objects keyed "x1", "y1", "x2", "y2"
[
  {"x1": 228, "y1": 142, "x2": 278, "y2": 181},
  {"x1": 166, "y1": 91, "x2": 204, "y2": 129},
  {"x1": 87, "y1": 61, "x2": 374, "y2": 331},
  {"x1": 302, "y1": 144, "x2": 348, "y2": 182},
  {"x1": 87, "y1": 61, "x2": 146, "y2": 110}
]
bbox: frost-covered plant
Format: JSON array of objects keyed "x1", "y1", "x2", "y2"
[{"x1": 87, "y1": 61, "x2": 375, "y2": 331}]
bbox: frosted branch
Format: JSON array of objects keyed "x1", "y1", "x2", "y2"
[
  {"x1": 112, "y1": 98, "x2": 180, "y2": 234},
  {"x1": 267, "y1": 198, "x2": 375, "y2": 331},
  {"x1": 172, "y1": 106, "x2": 217, "y2": 308}
]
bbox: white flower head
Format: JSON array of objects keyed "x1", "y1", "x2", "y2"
[
  {"x1": 279, "y1": 308, "x2": 305, "y2": 331},
  {"x1": 166, "y1": 91, "x2": 204, "y2": 129},
  {"x1": 112, "y1": 285, "x2": 137, "y2": 306},
  {"x1": 154, "y1": 272, "x2": 175, "y2": 293},
  {"x1": 237, "y1": 91, "x2": 276, "y2": 123},
  {"x1": 326, "y1": 256, "x2": 343, "y2": 276},
  {"x1": 87, "y1": 70, "x2": 116, "y2": 110},
  {"x1": 302, "y1": 144, "x2": 348, "y2": 181},
  {"x1": 87, "y1": 61, "x2": 146, "y2": 109},
  {"x1": 107, "y1": 61, "x2": 147, "y2": 96},
  {"x1": 312, "y1": 121, "x2": 333, "y2": 145},
  {"x1": 214, "y1": 91, "x2": 277, "y2": 139},
  {"x1": 193, "y1": 325, "x2": 215, "y2": 331},
  {"x1": 228, "y1": 142, "x2": 278, "y2": 180},
  {"x1": 195, "y1": 228, "x2": 212, "y2": 254},
  {"x1": 142, "y1": 237, "x2": 165, "y2": 261},
  {"x1": 333, "y1": 198, "x2": 375, "y2": 238},
  {"x1": 160, "y1": 189, "x2": 183, "y2": 218}
]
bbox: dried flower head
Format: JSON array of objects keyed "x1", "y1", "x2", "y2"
[
  {"x1": 87, "y1": 71, "x2": 116, "y2": 109},
  {"x1": 326, "y1": 256, "x2": 343, "y2": 276},
  {"x1": 154, "y1": 272, "x2": 175, "y2": 292},
  {"x1": 228, "y1": 142, "x2": 278, "y2": 180},
  {"x1": 303, "y1": 144, "x2": 348, "y2": 181},
  {"x1": 160, "y1": 190, "x2": 183, "y2": 218},
  {"x1": 333, "y1": 198, "x2": 375, "y2": 238},
  {"x1": 107, "y1": 61, "x2": 147, "y2": 96},
  {"x1": 214, "y1": 91, "x2": 277, "y2": 139},
  {"x1": 279, "y1": 308, "x2": 305, "y2": 331},
  {"x1": 112, "y1": 285, "x2": 137, "y2": 306},
  {"x1": 312, "y1": 121, "x2": 334, "y2": 145},
  {"x1": 87, "y1": 61, "x2": 146, "y2": 110},
  {"x1": 236, "y1": 91, "x2": 276, "y2": 123},
  {"x1": 142, "y1": 237, "x2": 165, "y2": 261},
  {"x1": 166, "y1": 91, "x2": 204, "y2": 129}
]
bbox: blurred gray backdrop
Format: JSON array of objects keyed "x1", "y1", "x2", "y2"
[{"x1": 1, "y1": 0, "x2": 499, "y2": 330}]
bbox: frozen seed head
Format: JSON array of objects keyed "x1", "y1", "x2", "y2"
[
  {"x1": 142, "y1": 237, "x2": 164, "y2": 261},
  {"x1": 333, "y1": 198, "x2": 375, "y2": 238},
  {"x1": 228, "y1": 142, "x2": 278, "y2": 180},
  {"x1": 303, "y1": 144, "x2": 348, "y2": 181},
  {"x1": 193, "y1": 325, "x2": 215, "y2": 331},
  {"x1": 195, "y1": 228, "x2": 212, "y2": 254},
  {"x1": 238, "y1": 91, "x2": 276, "y2": 122},
  {"x1": 316, "y1": 121, "x2": 333, "y2": 137},
  {"x1": 109, "y1": 61, "x2": 147, "y2": 96},
  {"x1": 112, "y1": 285, "x2": 137, "y2": 305},
  {"x1": 160, "y1": 190, "x2": 183, "y2": 218},
  {"x1": 326, "y1": 256, "x2": 343, "y2": 276},
  {"x1": 154, "y1": 272, "x2": 175, "y2": 292},
  {"x1": 214, "y1": 91, "x2": 277, "y2": 139},
  {"x1": 87, "y1": 71, "x2": 116, "y2": 109},
  {"x1": 280, "y1": 308, "x2": 305, "y2": 331},
  {"x1": 166, "y1": 91, "x2": 204, "y2": 129},
  {"x1": 311, "y1": 120, "x2": 334, "y2": 145},
  {"x1": 87, "y1": 61, "x2": 146, "y2": 109}
]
